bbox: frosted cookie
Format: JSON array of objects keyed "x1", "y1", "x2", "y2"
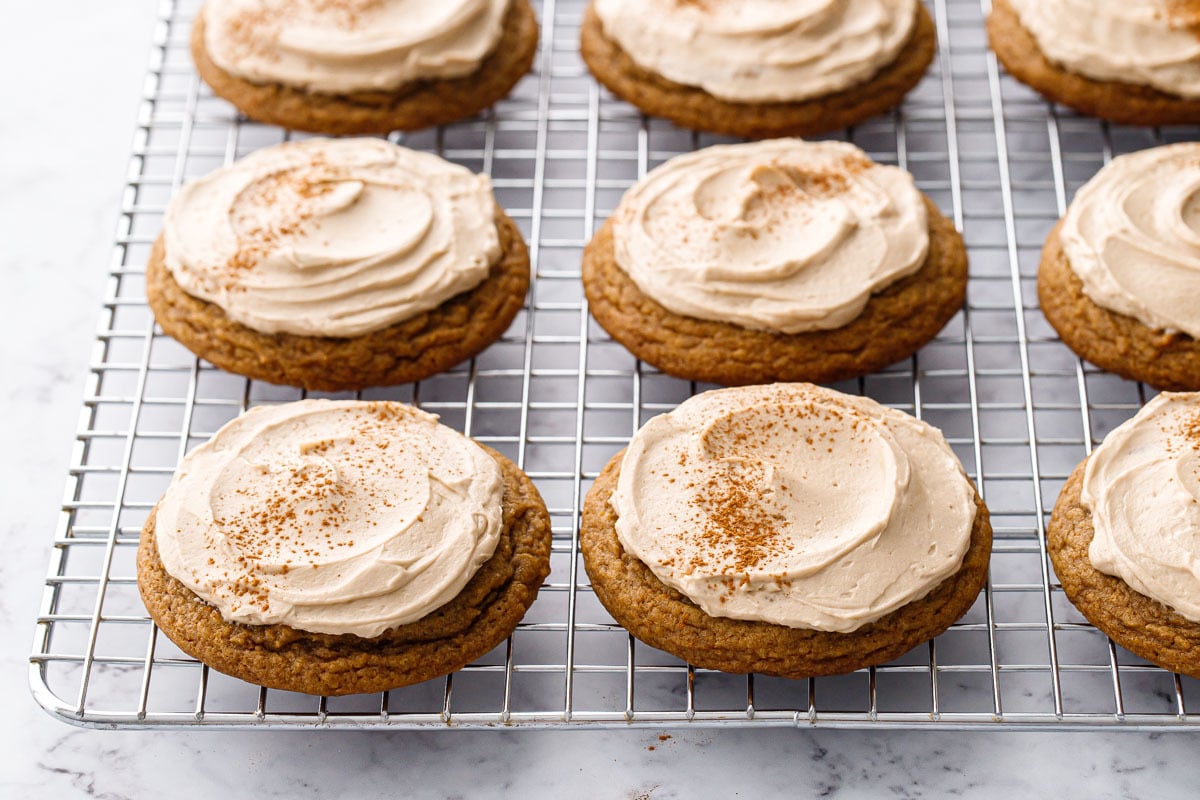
[
  {"x1": 988, "y1": 0, "x2": 1200, "y2": 126},
  {"x1": 147, "y1": 138, "x2": 529, "y2": 391},
  {"x1": 192, "y1": 0, "x2": 539, "y2": 134},
  {"x1": 1048, "y1": 393, "x2": 1200, "y2": 678},
  {"x1": 1038, "y1": 144, "x2": 1200, "y2": 390},
  {"x1": 581, "y1": 139, "x2": 967, "y2": 386},
  {"x1": 580, "y1": 383, "x2": 992, "y2": 678},
  {"x1": 580, "y1": 0, "x2": 935, "y2": 138},
  {"x1": 136, "y1": 399, "x2": 552, "y2": 696}
]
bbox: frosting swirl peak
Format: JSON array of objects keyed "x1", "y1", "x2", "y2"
[
  {"x1": 153, "y1": 399, "x2": 504, "y2": 638},
  {"x1": 1061, "y1": 143, "x2": 1200, "y2": 338},
  {"x1": 1084, "y1": 392, "x2": 1200, "y2": 622},
  {"x1": 610, "y1": 139, "x2": 930, "y2": 334},
  {"x1": 593, "y1": 0, "x2": 918, "y2": 103},
  {"x1": 611, "y1": 383, "x2": 977, "y2": 632},
  {"x1": 202, "y1": 0, "x2": 510, "y2": 94},
  {"x1": 162, "y1": 138, "x2": 502, "y2": 338}
]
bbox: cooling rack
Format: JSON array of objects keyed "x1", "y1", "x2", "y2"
[{"x1": 30, "y1": 0, "x2": 1200, "y2": 730}]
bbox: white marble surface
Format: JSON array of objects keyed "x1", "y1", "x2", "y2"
[{"x1": 2, "y1": 4, "x2": 1198, "y2": 798}]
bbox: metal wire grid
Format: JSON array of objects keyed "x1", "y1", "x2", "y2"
[{"x1": 29, "y1": 0, "x2": 1200, "y2": 729}]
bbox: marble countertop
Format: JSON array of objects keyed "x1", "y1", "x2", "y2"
[{"x1": 2, "y1": 4, "x2": 1196, "y2": 798}]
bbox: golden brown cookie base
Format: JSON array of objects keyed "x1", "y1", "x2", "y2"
[
  {"x1": 579, "y1": 3, "x2": 935, "y2": 138},
  {"x1": 192, "y1": 0, "x2": 539, "y2": 134},
  {"x1": 987, "y1": 0, "x2": 1200, "y2": 126},
  {"x1": 580, "y1": 451, "x2": 992, "y2": 679},
  {"x1": 1048, "y1": 461, "x2": 1200, "y2": 679},
  {"x1": 137, "y1": 446, "x2": 552, "y2": 696},
  {"x1": 1037, "y1": 221, "x2": 1200, "y2": 391},
  {"x1": 147, "y1": 211, "x2": 530, "y2": 392},
  {"x1": 582, "y1": 196, "x2": 967, "y2": 386}
]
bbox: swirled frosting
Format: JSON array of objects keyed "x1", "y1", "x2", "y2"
[
  {"x1": 1060, "y1": 143, "x2": 1200, "y2": 339},
  {"x1": 201, "y1": 0, "x2": 510, "y2": 94},
  {"x1": 1008, "y1": 0, "x2": 1200, "y2": 98},
  {"x1": 611, "y1": 383, "x2": 977, "y2": 632},
  {"x1": 162, "y1": 137, "x2": 502, "y2": 338},
  {"x1": 153, "y1": 399, "x2": 504, "y2": 638},
  {"x1": 609, "y1": 139, "x2": 930, "y2": 334},
  {"x1": 593, "y1": 0, "x2": 918, "y2": 103},
  {"x1": 1084, "y1": 392, "x2": 1200, "y2": 622}
]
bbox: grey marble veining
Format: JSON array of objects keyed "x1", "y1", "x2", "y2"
[{"x1": 3, "y1": 3, "x2": 1198, "y2": 797}]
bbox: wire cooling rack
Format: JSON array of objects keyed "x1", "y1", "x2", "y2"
[{"x1": 31, "y1": 0, "x2": 1200, "y2": 730}]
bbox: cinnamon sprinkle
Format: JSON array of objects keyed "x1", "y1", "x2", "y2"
[
  {"x1": 681, "y1": 465, "x2": 791, "y2": 577},
  {"x1": 221, "y1": 0, "x2": 385, "y2": 62},
  {"x1": 1166, "y1": 403, "x2": 1200, "y2": 455},
  {"x1": 223, "y1": 156, "x2": 344, "y2": 280},
  {"x1": 204, "y1": 406, "x2": 414, "y2": 612},
  {"x1": 1161, "y1": 0, "x2": 1200, "y2": 27},
  {"x1": 661, "y1": 399, "x2": 869, "y2": 594}
]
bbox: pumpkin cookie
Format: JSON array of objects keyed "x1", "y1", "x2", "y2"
[
  {"x1": 1047, "y1": 393, "x2": 1200, "y2": 679},
  {"x1": 580, "y1": 384, "x2": 992, "y2": 679},
  {"x1": 582, "y1": 139, "x2": 967, "y2": 386},
  {"x1": 147, "y1": 138, "x2": 529, "y2": 391},
  {"x1": 1037, "y1": 144, "x2": 1200, "y2": 391},
  {"x1": 137, "y1": 400, "x2": 553, "y2": 696},
  {"x1": 988, "y1": 0, "x2": 1200, "y2": 126},
  {"x1": 580, "y1": 0, "x2": 935, "y2": 138},
  {"x1": 192, "y1": 0, "x2": 539, "y2": 134}
]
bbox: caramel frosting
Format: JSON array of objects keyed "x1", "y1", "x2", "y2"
[
  {"x1": 201, "y1": 0, "x2": 510, "y2": 94},
  {"x1": 153, "y1": 400, "x2": 503, "y2": 638},
  {"x1": 1061, "y1": 143, "x2": 1200, "y2": 339},
  {"x1": 592, "y1": 0, "x2": 917, "y2": 103},
  {"x1": 1084, "y1": 392, "x2": 1200, "y2": 622},
  {"x1": 611, "y1": 383, "x2": 977, "y2": 632},
  {"x1": 1007, "y1": 0, "x2": 1200, "y2": 98},
  {"x1": 608, "y1": 139, "x2": 930, "y2": 334},
  {"x1": 162, "y1": 137, "x2": 502, "y2": 338}
]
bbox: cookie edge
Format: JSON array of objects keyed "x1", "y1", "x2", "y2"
[
  {"x1": 987, "y1": 0, "x2": 1200, "y2": 126},
  {"x1": 147, "y1": 209, "x2": 530, "y2": 391},
  {"x1": 579, "y1": 1, "x2": 936, "y2": 138},
  {"x1": 1037, "y1": 220, "x2": 1200, "y2": 391},
  {"x1": 137, "y1": 444, "x2": 553, "y2": 696},
  {"x1": 1047, "y1": 459, "x2": 1200, "y2": 679},
  {"x1": 191, "y1": 0, "x2": 540, "y2": 134},
  {"x1": 580, "y1": 449, "x2": 992, "y2": 679},
  {"x1": 581, "y1": 194, "x2": 968, "y2": 386}
]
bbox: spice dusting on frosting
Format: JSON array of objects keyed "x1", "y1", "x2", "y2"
[
  {"x1": 686, "y1": 465, "x2": 791, "y2": 575},
  {"x1": 610, "y1": 139, "x2": 929, "y2": 335},
  {"x1": 203, "y1": 0, "x2": 510, "y2": 94},
  {"x1": 594, "y1": 0, "x2": 918, "y2": 103},
  {"x1": 203, "y1": 406, "x2": 414, "y2": 614},
  {"x1": 223, "y1": 160, "x2": 342, "y2": 277},
  {"x1": 153, "y1": 399, "x2": 504, "y2": 637},
  {"x1": 221, "y1": 2, "x2": 389, "y2": 62},
  {"x1": 1185, "y1": 411, "x2": 1200, "y2": 449},
  {"x1": 612, "y1": 383, "x2": 976, "y2": 632},
  {"x1": 1161, "y1": 0, "x2": 1200, "y2": 28},
  {"x1": 221, "y1": 7, "x2": 278, "y2": 62},
  {"x1": 163, "y1": 138, "x2": 501, "y2": 338},
  {"x1": 1009, "y1": 1, "x2": 1200, "y2": 95}
]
